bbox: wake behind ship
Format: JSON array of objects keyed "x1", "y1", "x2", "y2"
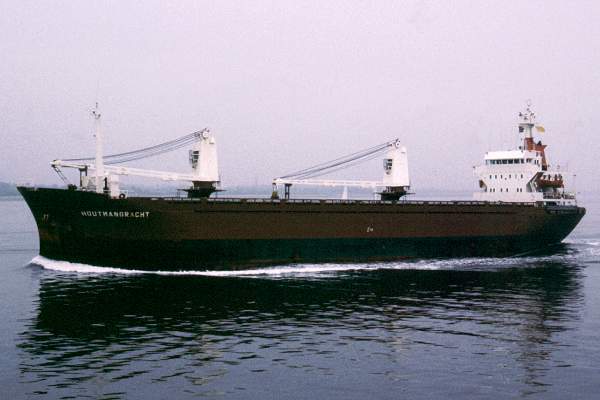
[{"x1": 19, "y1": 104, "x2": 585, "y2": 270}]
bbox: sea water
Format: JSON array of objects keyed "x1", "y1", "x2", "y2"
[{"x1": 0, "y1": 194, "x2": 598, "y2": 399}]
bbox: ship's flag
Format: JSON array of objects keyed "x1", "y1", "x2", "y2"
[{"x1": 536, "y1": 125, "x2": 545, "y2": 133}]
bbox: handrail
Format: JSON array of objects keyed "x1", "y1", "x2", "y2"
[{"x1": 149, "y1": 197, "x2": 538, "y2": 207}]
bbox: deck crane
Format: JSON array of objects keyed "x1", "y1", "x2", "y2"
[
  {"x1": 51, "y1": 104, "x2": 220, "y2": 199},
  {"x1": 52, "y1": 104, "x2": 410, "y2": 201},
  {"x1": 272, "y1": 139, "x2": 411, "y2": 201}
]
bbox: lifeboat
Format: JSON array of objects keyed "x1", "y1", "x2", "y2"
[{"x1": 538, "y1": 173, "x2": 564, "y2": 188}]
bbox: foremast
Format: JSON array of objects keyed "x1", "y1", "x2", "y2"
[{"x1": 92, "y1": 103, "x2": 105, "y2": 194}]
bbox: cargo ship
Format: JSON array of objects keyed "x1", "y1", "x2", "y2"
[{"x1": 18, "y1": 104, "x2": 585, "y2": 270}]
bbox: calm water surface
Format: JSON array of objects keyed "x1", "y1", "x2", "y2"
[{"x1": 0, "y1": 195, "x2": 598, "y2": 399}]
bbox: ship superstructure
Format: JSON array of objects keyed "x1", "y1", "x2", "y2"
[
  {"x1": 474, "y1": 105, "x2": 575, "y2": 206},
  {"x1": 17, "y1": 104, "x2": 585, "y2": 270}
]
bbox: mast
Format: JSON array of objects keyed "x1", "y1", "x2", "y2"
[
  {"x1": 518, "y1": 101, "x2": 536, "y2": 151},
  {"x1": 518, "y1": 101, "x2": 548, "y2": 169},
  {"x1": 92, "y1": 102, "x2": 105, "y2": 194}
]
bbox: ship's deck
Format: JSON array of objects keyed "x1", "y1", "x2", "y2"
[{"x1": 146, "y1": 196, "x2": 540, "y2": 207}]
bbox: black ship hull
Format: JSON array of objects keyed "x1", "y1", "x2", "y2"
[{"x1": 18, "y1": 187, "x2": 585, "y2": 271}]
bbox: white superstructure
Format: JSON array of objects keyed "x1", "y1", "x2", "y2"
[{"x1": 473, "y1": 104, "x2": 576, "y2": 206}]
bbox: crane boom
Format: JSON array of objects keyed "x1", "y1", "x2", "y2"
[
  {"x1": 273, "y1": 178, "x2": 382, "y2": 189},
  {"x1": 52, "y1": 160, "x2": 198, "y2": 182}
]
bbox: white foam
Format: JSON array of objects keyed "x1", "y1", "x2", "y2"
[
  {"x1": 30, "y1": 255, "x2": 444, "y2": 277},
  {"x1": 31, "y1": 256, "x2": 145, "y2": 275},
  {"x1": 30, "y1": 241, "x2": 593, "y2": 278},
  {"x1": 564, "y1": 238, "x2": 600, "y2": 247}
]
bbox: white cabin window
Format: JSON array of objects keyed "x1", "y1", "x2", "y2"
[{"x1": 189, "y1": 150, "x2": 199, "y2": 168}]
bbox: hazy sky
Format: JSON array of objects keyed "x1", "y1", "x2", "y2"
[{"x1": 1, "y1": 1, "x2": 599, "y2": 193}]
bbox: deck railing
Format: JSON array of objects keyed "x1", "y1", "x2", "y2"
[{"x1": 150, "y1": 196, "x2": 537, "y2": 207}]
